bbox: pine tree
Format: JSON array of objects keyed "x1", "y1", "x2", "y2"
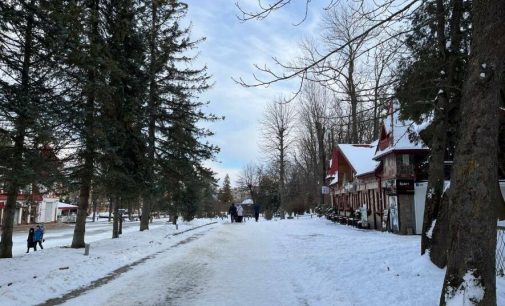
[
  {"x1": 99, "y1": 0, "x2": 147, "y2": 238},
  {"x1": 218, "y1": 174, "x2": 234, "y2": 210},
  {"x1": 396, "y1": 0, "x2": 471, "y2": 265},
  {"x1": 0, "y1": 0, "x2": 66, "y2": 258},
  {"x1": 139, "y1": 0, "x2": 219, "y2": 227}
]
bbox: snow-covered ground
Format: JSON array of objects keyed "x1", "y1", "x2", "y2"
[{"x1": 1, "y1": 216, "x2": 504, "y2": 306}]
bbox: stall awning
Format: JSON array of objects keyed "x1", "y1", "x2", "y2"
[{"x1": 57, "y1": 203, "x2": 78, "y2": 210}]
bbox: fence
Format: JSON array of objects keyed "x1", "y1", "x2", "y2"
[{"x1": 498, "y1": 226, "x2": 505, "y2": 276}]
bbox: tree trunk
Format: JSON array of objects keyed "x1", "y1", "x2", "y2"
[
  {"x1": 440, "y1": 1, "x2": 504, "y2": 304},
  {"x1": 140, "y1": 196, "x2": 151, "y2": 231},
  {"x1": 429, "y1": 189, "x2": 450, "y2": 268},
  {"x1": 71, "y1": 155, "x2": 92, "y2": 248},
  {"x1": 348, "y1": 56, "x2": 358, "y2": 143},
  {"x1": 112, "y1": 197, "x2": 119, "y2": 239},
  {"x1": 315, "y1": 122, "x2": 326, "y2": 205},
  {"x1": 71, "y1": 0, "x2": 99, "y2": 249},
  {"x1": 421, "y1": 111, "x2": 447, "y2": 257},
  {"x1": 0, "y1": 3, "x2": 34, "y2": 258},
  {"x1": 422, "y1": 0, "x2": 464, "y2": 264},
  {"x1": 141, "y1": 0, "x2": 158, "y2": 232}
]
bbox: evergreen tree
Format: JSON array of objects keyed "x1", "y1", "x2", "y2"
[
  {"x1": 395, "y1": 0, "x2": 471, "y2": 265},
  {"x1": 0, "y1": 0, "x2": 66, "y2": 258},
  {"x1": 99, "y1": 0, "x2": 147, "y2": 238},
  {"x1": 139, "y1": 0, "x2": 219, "y2": 227},
  {"x1": 218, "y1": 174, "x2": 234, "y2": 209}
]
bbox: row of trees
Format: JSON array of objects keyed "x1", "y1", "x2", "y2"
[
  {"x1": 0, "y1": 0, "x2": 219, "y2": 258},
  {"x1": 237, "y1": 0, "x2": 504, "y2": 304}
]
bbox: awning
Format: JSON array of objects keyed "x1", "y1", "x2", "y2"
[{"x1": 58, "y1": 202, "x2": 78, "y2": 210}]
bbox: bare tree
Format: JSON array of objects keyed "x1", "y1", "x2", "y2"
[
  {"x1": 260, "y1": 98, "x2": 296, "y2": 215},
  {"x1": 236, "y1": 1, "x2": 505, "y2": 303},
  {"x1": 297, "y1": 81, "x2": 335, "y2": 205}
]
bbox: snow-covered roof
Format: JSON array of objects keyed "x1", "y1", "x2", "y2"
[
  {"x1": 329, "y1": 175, "x2": 338, "y2": 186},
  {"x1": 339, "y1": 143, "x2": 379, "y2": 176},
  {"x1": 57, "y1": 202, "x2": 78, "y2": 209},
  {"x1": 241, "y1": 198, "x2": 254, "y2": 205},
  {"x1": 374, "y1": 111, "x2": 427, "y2": 160}
]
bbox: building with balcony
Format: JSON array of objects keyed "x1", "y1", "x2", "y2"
[{"x1": 327, "y1": 111, "x2": 429, "y2": 234}]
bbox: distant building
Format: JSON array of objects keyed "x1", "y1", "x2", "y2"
[{"x1": 327, "y1": 110, "x2": 429, "y2": 234}]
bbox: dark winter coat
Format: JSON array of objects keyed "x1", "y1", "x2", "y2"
[
  {"x1": 34, "y1": 227, "x2": 44, "y2": 241},
  {"x1": 228, "y1": 204, "x2": 237, "y2": 216},
  {"x1": 253, "y1": 204, "x2": 260, "y2": 214},
  {"x1": 27, "y1": 229, "x2": 36, "y2": 248}
]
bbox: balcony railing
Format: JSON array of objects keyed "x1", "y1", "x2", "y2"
[{"x1": 396, "y1": 164, "x2": 415, "y2": 177}]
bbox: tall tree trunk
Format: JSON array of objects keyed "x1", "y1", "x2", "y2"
[
  {"x1": 440, "y1": 1, "x2": 504, "y2": 304},
  {"x1": 141, "y1": 0, "x2": 158, "y2": 231},
  {"x1": 0, "y1": 3, "x2": 34, "y2": 258},
  {"x1": 71, "y1": 150, "x2": 93, "y2": 248},
  {"x1": 0, "y1": 127, "x2": 25, "y2": 258},
  {"x1": 421, "y1": 107, "x2": 448, "y2": 259},
  {"x1": 315, "y1": 122, "x2": 326, "y2": 205},
  {"x1": 279, "y1": 135, "x2": 285, "y2": 218},
  {"x1": 422, "y1": 0, "x2": 463, "y2": 266},
  {"x1": 71, "y1": 0, "x2": 99, "y2": 248},
  {"x1": 348, "y1": 57, "x2": 358, "y2": 143}
]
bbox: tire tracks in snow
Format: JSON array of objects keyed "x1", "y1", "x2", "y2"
[{"x1": 37, "y1": 222, "x2": 217, "y2": 306}]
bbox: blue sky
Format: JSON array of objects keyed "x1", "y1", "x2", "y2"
[{"x1": 184, "y1": 0, "x2": 327, "y2": 187}]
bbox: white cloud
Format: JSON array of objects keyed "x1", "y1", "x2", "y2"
[{"x1": 186, "y1": 0, "x2": 325, "y2": 182}]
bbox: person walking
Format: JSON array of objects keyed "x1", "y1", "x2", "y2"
[
  {"x1": 26, "y1": 228, "x2": 36, "y2": 253},
  {"x1": 228, "y1": 203, "x2": 237, "y2": 223},
  {"x1": 34, "y1": 225, "x2": 44, "y2": 250},
  {"x1": 236, "y1": 204, "x2": 244, "y2": 223},
  {"x1": 253, "y1": 203, "x2": 260, "y2": 222}
]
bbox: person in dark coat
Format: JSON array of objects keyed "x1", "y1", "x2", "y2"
[
  {"x1": 228, "y1": 203, "x2": 237, "y2": 223},
  {"x1": 26, "y1": 228, "x2": 36, "y2": 253},
  {"x1": 253, "y1": 203, "x2": 260, "y2": 222},
  {"x1": 34, "y1": 225, "x2": 44, "y2": 250}
]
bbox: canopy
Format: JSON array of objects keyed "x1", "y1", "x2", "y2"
[{"x1": 57, "y1": 202, "x2": 78, "y2": 210}]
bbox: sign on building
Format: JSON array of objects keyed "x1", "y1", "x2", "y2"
[{"x1": 321, "y1": 186, "x2": 330, "y2": 194}]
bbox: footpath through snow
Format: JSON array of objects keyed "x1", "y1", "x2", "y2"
[{"x1": 1, "y1": 217, "x2": 504, "y2": 305}]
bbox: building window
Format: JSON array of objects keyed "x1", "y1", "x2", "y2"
[{"x1": 402, "y1": 154, "x2": 410, "y2": 165}]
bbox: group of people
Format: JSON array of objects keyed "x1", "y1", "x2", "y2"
[
  {"x1": 228, "y1": 203, "x2": 243, "y2": 223},
  {"x1": 26, "y1": 225, "x2": 45, "y2": 253},
  {"x1": 228, "y1": 203, "x2": 261, "y2": 223}
]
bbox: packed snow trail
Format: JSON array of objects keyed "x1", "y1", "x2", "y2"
[
  {"x1": 62, "y1": 217, "x2": 453, "y2": 306},
  {"x1": 3, "y1": 217, "x2": 505, "y2": 305}
]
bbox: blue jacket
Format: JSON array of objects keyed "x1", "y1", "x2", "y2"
[{"x1": 34, "y1": 227, "x2": 44, "y2": 241}]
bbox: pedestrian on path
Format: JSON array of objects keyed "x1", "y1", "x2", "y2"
[
  {"x1": 26, "y1": 228, "x2": 36, "y2": 253},
  {"x1": 236, "y1": 204, "x2": 244, "y2": 223},
  {"x1": 34, "y1": 225, "x2": 44, "y2": 250},
  {"x1": 228, "y1": 203, "x2": 237, "y2": 223},
  {"x1": 253, "y1": 203, "x2": 260, "y2": 222}
]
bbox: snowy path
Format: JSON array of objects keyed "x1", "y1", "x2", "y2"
[
  {"x1": 3, "y1": 217, "x2": 505, "y2": 306},
  {"x1": 61, "y1": 217, "x2": 455, "y2": 306}
]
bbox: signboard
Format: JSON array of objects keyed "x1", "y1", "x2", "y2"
[
  {"x1": 396, "y1": 179, "x2": 414, "y2": 194},
  {"x1": 321, "y1": 186, "x2": 330, "y2": 194}
]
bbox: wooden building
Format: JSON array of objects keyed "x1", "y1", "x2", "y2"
[{"x1": 327, "y1": 111, "x2": 429, "y2": 234}]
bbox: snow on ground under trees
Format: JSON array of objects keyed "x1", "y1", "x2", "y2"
[{"x1": 1, "y1": 216, "x2": 504, "y2": 306}]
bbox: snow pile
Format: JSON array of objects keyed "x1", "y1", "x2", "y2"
[{"x1": 445, "y1": 270, "x2": 485, "y2": 306}]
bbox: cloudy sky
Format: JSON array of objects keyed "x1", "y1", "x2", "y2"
[{"x1": 184, "y1": 0, "x2": 327, "y2": 187}]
